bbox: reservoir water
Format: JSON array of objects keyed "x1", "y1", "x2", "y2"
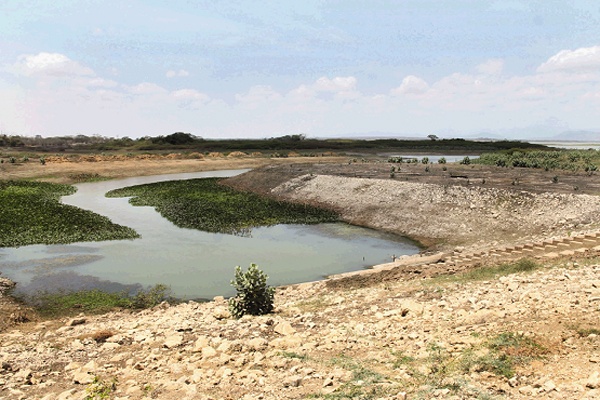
[{"x1": 0, "y1": 170, "x2": 419, "y2": 299}]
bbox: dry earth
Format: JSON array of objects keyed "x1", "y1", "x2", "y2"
[{"x1": 1, "y1": 156, "x2": 600, "y2": 399}]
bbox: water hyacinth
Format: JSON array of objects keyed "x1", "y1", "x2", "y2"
[
  {"x1": 106, "y1": 178, "x2": 339, "y2": 235},
  {"x1": 0, "y1": 180, "x2": 139, "y2": 248}
]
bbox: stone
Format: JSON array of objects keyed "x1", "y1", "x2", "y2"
[
  {"x1": 247, "y1": 337, "x2": 268, "y2": 351},
  {"x1": 163, "y1": 333, "x2": 184, "y2": 349},
  {"x1": 72, "y1": 371, "x2": 94, "y2": 385},
  {"x1": 586, "y1": 371, "x2": 600, "y2": 389},
  {"x1": 68, "y1": 318, "x2": 86, "y2": 327},
  {"x1": 202, "y1": 346, "x2": 218, "y2": 359},
  {"x1": 283, "y1": 375, "x2": 303, "y2": 387},
  {"x1": 274, "y1": 321, "x2": 296, "y2": 336}
]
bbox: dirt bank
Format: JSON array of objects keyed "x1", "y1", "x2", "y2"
[{"x1": 225, "y1": 163, "x2": 600, "y2": 250}]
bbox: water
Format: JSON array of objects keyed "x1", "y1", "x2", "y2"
[{"x1": 0, "y1": 170, "x2": 418, "y2": 299}]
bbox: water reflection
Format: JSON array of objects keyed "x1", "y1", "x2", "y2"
[{"x1": 1, "y1": 170, "x2": 419, "y2": 299}]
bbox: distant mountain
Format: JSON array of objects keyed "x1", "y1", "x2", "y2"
[{"x1": 552, "y1": 131, "x2": 600, "y2": 142}]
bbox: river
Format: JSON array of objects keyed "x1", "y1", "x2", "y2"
[{"x1": 0, "y1": 170, "x2": 418, "y2": 299}]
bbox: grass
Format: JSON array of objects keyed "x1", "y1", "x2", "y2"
[
  {"x1": 0, "y1": 180, "x2": 139, "y2": 247},
  {"x1": 431, "y1": 258, "x2": 541, "y2": 285},
  {"x1": 20, "y1": 284, "x2": 173, "y2": 317},
  {"x1": 106, "y1": 178, "x2": 339, "y2": 235},
  {"x1": 460, "y1": 333, "x2": 547, "y2": 379}
]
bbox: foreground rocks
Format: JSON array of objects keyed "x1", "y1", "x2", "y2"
[{"x1": 1, "y1": 259, "x2": 599, "y2": 399}]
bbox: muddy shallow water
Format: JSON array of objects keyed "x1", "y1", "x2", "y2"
[{"x1": 1, "y1": 170, "x2": 418, "y2": 299}]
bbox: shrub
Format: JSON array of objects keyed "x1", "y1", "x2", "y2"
[
  {"x1": 460, "y1": 156, "x2": 471, "y2": 165},
  {"x1": 438, "y1": 157, "x2": 446, "y2": 164},
  {"x1": 229, "y1": 263, "x2": 274, "y2": 318}
]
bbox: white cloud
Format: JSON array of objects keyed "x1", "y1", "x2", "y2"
[
  {"x1": 166, "y1": 69, "x2": 190, "y2": 78},
  {"x1": 235, "y1": 85, "x2": 281, "y2": 105},
  {"x1": 7, "y1": 52, "x2": 95, "y2": 77},
  {"x1": 128, "y1": 82, "x2": 168, "y2": 95},
  {"x1": 537, "y1": 46, "x2": 600, "y2": 73},
  {"x1": 314, "y1": 76, "x2": 357, "y2": 92},
  {"x1": 475, "y1": 59, "x2": 504, "y2": 75},
  {"x1": 391, "y1": 75, "x2": 429, "y2": 95},
  {"x1": 3, "y1": 50, "x2": 600, "y2": 138}
]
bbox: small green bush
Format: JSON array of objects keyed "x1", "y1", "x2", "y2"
[{"x1": 229, "y1": 263, "x2": 274, "y2": 318}]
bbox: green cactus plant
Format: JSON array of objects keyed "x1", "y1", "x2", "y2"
[{"x1": 228, "y1": 263, "x2": 275, "y2": 318}]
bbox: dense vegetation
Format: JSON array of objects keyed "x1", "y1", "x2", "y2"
[
  {"x1": 0, "y1": 180, "x2": 139, "y2": 247},
  {"x1": 106, "y1": 178, "x2": 338, "y2": 235},
  {"x1": 475, "y1": 149, "x2": 600, "y2": 172},
  {"x1": 1, "y1": 132, "x2": 550, "y2": 153}
]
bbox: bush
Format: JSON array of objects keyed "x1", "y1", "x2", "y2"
[{"x1": 229, "y1": 263, "x2": 275, "y2": 318}]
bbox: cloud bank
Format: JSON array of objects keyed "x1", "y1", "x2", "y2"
[{"x1": 1, "y1": 45, "x2": 600, "y2": 138}]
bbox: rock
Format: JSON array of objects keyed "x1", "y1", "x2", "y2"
[
  {"x1": 586, "y1": 371, "x2": 600, "y2": 389},
  {"x1": 542, "y1": 380, "x2": 557, "y2": 392},
  {"x1": 72, "y1": 371, "x2": 94, "y2": 385},
  {"x1": 68, "y1": 318, "x2": 86, "y2": 327},
  {"x1": 283, "y1": 375, "x2": 303, "y2": 387},
  {"x1": 213, "y1": 307, "x2": 230, "y2": 320},
  {"x1": 274, "y1": 321, "x2": 296, "y2": 336},
  {"x1": 247, "y1": 337, "x2": 268, "y2": 351},
  {"x1": 202, "y1": 346, "x2": 218, "y2": 359},
  {"x1": 163, "y1": 333, "x2": 184, "y2": 348}
]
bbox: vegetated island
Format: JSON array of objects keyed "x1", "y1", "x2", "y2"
[{"x1": 105, "y1": 178, "x2": 339, "y2": 235}]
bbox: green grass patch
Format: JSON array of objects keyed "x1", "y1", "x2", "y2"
[
  {"x1": 460, "y1": 332, "x2": 547, "y2": 378},
  {"x1": 432, "y1": 258, "x2": 541, "y2": 284},
  {"x1": 310, "y1": 354, "x2": 391, "y2": 399},
  {"x1": 106, "y1": 178, "x2": 339, "y2": 235},
  {"x1": 0, "y1": 180, "x2": 139, "y2": 247},
  {"x1": 279, "y1": 351, "x2": 310, "y2": 361},
  {"x1": 21, "y1": 284, "x2": 173, "y2": 317}
]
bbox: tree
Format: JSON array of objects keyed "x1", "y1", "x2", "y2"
[{"x1": 428, "y1": 134, "x2": 439, "y2": 141}]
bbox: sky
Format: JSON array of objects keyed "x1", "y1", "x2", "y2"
[{"x1": 1, "y1": 1, "x2": 600, "y2": 140}]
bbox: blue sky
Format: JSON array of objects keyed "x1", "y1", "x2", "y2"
[{"x1": 1, "y1": 1, "x2": 600, "y2": 139}]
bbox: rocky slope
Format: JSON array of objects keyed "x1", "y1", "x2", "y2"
[
  {"x1": 1, "y1": 256, "x2": 599, "y2": 399},
  {"x1": 272, "y1": 174, "x2": 600, "y2": 249}
]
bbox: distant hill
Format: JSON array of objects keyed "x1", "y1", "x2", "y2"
[{"x1": 552, "y1": 131, "x2": 600, "y2": 142}]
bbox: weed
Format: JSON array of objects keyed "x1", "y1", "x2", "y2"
[
  {"x1": 85, "y1": 376, "x2": 117, "y2": 400},
  {"x1": 431, "y1": 259, "x2": 540, "y2": 285},
  {"x1": 391, "y1": 350, "x2": 415, "y2": 368},
  {"x1": 294, "y1": 297, "x2": 330, "y2": 312},
  {"x1": 279, "y1": 351, "x2": 309, "y2": 361},
  {"x1": 571, "y1": 325, "x2": 600, "y2": 337}
]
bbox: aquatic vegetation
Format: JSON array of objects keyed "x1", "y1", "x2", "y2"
[
  {"x1": 106, "y1": 178, "x2": 339, "y2": 235},
  {"x1": 0, "y1": 180, "x2": 139, "y2": 247}
]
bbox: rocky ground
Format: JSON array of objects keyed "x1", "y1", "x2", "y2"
[
  {"x1": 1, "y1": 157, "x2": 600, "y2": 399},
  {"x1": 1, "y1": 255, "x2": 599, "y2": 399}
]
